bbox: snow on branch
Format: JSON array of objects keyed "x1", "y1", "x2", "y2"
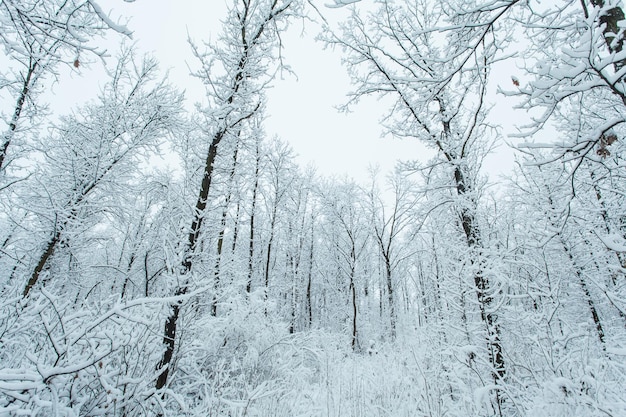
[
  {"x1": 595, "y1": 232, "x2": 626, "y2": 253},
  {"x1": 87, "y1": 0, "x2": 133, "y2": 37},
  {"x1": 325, "y1": 0, "x2": 361, "y2": 8}
]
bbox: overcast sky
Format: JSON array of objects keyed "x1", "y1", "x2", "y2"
[{"x1": 53, "y1": 0, "x2": 517, "y2": 183}]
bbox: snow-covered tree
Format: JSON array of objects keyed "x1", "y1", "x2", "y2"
[
  {"x1": 0, "y1": 0, "x2": 132, "y2": 172},
  {"x1": 318, "y1": 178, "x2": 370, "y2": 349},
  {"x1": 154, "y1": 0, "x2": 303, "y2": 397},
  {"x1": 324, "y1": 1, "x2": 507, "y2": 411},
  {"x1": 0, "y1": 48, "x2": 182, "y2": 417}
]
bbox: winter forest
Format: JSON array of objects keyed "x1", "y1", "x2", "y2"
[{"x1": 1, "y1": 0, "x2": 626, "y2": 416}]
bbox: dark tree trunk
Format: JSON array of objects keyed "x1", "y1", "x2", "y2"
[
  {"x1": 383, "y1": 254, "x2": 395, "y2": 340},
  {"x1": 264, "y1": 240, "x2": 273, "y2": 292},
  {"x1": 155, "y1": 129, "x2": 224, "y2": 390},
  {"x1": 23, "y1": 231, "x2": 60, "y2": 297},
  {"x1": 264, "y1": 208, "x2": 278, "y2": 304},
  {"x1": 350, "y1": 274, "x2": 357, "y2": 350},
  {"x1": 120, "y1": 251, "x2": 136, "y2": 299},
  {"x1": 185, "y1": 134, "x2": 223, "y2": 268},
  {"x1": 561, "y1": 239, "x2": 607, "y2": 349},
  {"x1": 306, "y1": 220, "x2": 314, "y2": 328},
  {"x1": 588, "y1": 0, "x2": 626, "y2": 70},
  {"x1": 155, "y1": 286, "x2": 185, "y2": 390},
  {"x1": 247, "y1": 144, "x2": 260, "y2": 294},
  {"x1": 213, "y1": 138, "x2": 239, "y2": 316},
  {"x1": 0, "y1": 59, "x2": 37, "y2": 171},
  {"x1": 231, "y1": 200, "x2": 241, "y2": 254},
  {"x1": 23, "y1": 204, "x2": 82, "y2": 298},
  {"x1": 454, "y1": 167, "x2": 505, "y2": 382}
]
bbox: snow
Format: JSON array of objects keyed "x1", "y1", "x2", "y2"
[
  {"x1": 325, "y1": 0, "x2": 362, "y2": 8},
  {"x1": 87, "y1": 0, "x2": 133, "y2": 38},
  {"x1": 595, "y1": 233, "x2": 626, "y2": 252},
  {"x1": 2, "y1": 0, "x2": 626, "y2": 416}
]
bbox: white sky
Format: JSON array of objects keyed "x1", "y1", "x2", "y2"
[{"x1": 51, "y1": 0, "x2": 518, "y2": 183}]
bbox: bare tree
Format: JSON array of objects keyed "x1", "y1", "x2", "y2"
[
  {"x1": 319, "y1": 180, "x2": 369, "y2": 350},
  {"x1": 367, "y1": 171, "x2": 418, "y2": 340},
  {"x1": 155, "y1": 0, "x2": 302, "y2": 392},
  {"x1": 0, "y1": 0, "x2": 132, "y2": 172},
  {"x1": 260, "y1": 139, "x2": 296, "y2": 307},
  {"x1": 17, "y1": 49, "x2": 181, "y2": 298},
  {"x1": 324, "y1": 0, "x2": 506, "y2": 410}
]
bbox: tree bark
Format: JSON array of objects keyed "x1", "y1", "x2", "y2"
[
  {"x1": 23, "y1": 231, "x2": 60, "y2": 297},
  {"x1": 350, "y1": 271, "x2": 358, "y2": 350},
  {"x1": 306, "y1": 219, "x2": 314, "y2": 328},
  {"x1": 561, "y1": 238, "x2": 607, "y2": 349},
  {"x1": 454, "y1": 167, "x2": 506, "y2": 382},
  {"x1": 589, "y1": 0, "x2": 626, "y2": 70},
  {"x1": 213, "y1": 135, "x2": 240, "y2": 316},
  {"x1": 155, "y1": 287, "x2": 185, "y2": 390},
  {"x1": 155, "y1": 129, "x2": 223, "y2": 389},
  {"x1": 383, "y1": 253, "x2": 396, "y2": 340},
  {"x1": 0, "y1": 59, "x2": 37, "y2": 172},
  {"x1": 247, "y1": 140, "x2": 260, "y2": 294},
  {"x1": 264, "y1": 206, "x2": 278, "y2": 301}
]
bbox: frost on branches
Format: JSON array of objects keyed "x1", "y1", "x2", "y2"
[{"x1": 1, "y1": 1, "x2": 625, "y2": 417}]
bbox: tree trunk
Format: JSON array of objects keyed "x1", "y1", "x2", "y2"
[
  {"x1": 264, "y1": 208, "x2": 278, "y2": 306},
  {"x1": 306, "y1": 220, "x2": 314, "y2": 328},
  {"x1": 213, "y1": 135, "x2": 240, "y2": 315},
  {"x1": 454, "y1": 167, "x2": 506, "y2": 383},
  {"x1": 155, "y1": 129, "x2": 224, "y2": 390},
  {"x1": 22, "y1": 204, "x2": 82, "y2": 298},
  {"x1": 231, "y1": 200, "x2": 241, "y2": 255},
  {"x1": 23, "y1": 231, "x2": 60, "y2": 297},
  {"x1": 155, "y1": 286, "x2": 185, "y2": 390},
  {"x1": 561, "y1": 238, "x2": 607, "y2": 349},
  {"x1": 184, "y1": 134, "x2": 223, "y2": 269},
  {"x1": 383, "y1": 254, "x2": 396, "y2": 340},
  {"x1": 588, "y1": 0, "x2": 626, "y2": 70},
  {"x1": 247, "y1": 142, "x2": 260, "y2": 294},
  {"x1": 350, "y1": 273, "x2": 358, "y2": 350},
  {"x1": 0, "y1": 59, "x2": 37, "y2": 172},
  {"x1": 264, "y1": 239, "x2": 273, "y2": 295},
  {"x1": 289, "y1": 253, "x2": 297, "y2": 334},
  {"x1": 589, "y1": 168, "x2": 626, "y2": 274}
]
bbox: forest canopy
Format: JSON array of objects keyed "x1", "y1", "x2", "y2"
[{"x1": 0, "y1": 1, "x2": 625, "y2": 416}]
